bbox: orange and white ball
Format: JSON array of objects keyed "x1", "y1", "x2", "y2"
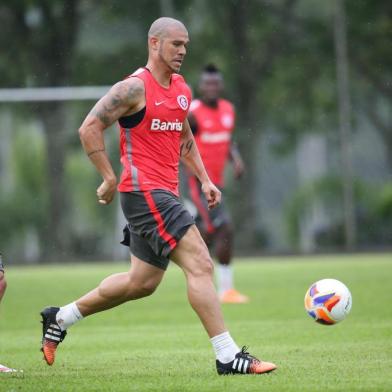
[{"x1": 304, "y1": 279, "x2": 352, "y2": 325}]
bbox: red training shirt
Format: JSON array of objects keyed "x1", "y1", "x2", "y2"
[{"x1": 118, "y1": 68, "x2": 192, "y2": 196}]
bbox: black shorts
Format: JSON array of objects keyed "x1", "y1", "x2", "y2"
[
  {"x1": 120, "y1": 190, "x2": 195, "y2": 270},
  {"x1": 188, "y1": 176, "x2": 231, "y2": 234}
]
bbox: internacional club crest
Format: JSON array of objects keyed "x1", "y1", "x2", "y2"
[{"x1": 177, "y1": 95, "x2": 189, "y2": 111}]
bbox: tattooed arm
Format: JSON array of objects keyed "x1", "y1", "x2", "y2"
[
  {"x1": 180, "y1": 119, "x2": 221, "y2": 209},
  {"x1": 79, "y1": 78, "x2": 145, "y2": 205}
]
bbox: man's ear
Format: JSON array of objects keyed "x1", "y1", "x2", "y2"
[{"x1": 149, "y1": 36, "x2": 159, "y2": 51}]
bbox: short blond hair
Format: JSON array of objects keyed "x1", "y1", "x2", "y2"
[{"x1": 148, "y1": 17, "x2": 187, "y2": 39}]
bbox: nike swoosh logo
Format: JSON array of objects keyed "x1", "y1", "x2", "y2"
[{"x1": 155, "y1": 100, "x2": 165, "y2": 106}]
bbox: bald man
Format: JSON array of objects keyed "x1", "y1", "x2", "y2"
[{"x1": 39, "y1": 17, "x2": 276, "y2": 375}]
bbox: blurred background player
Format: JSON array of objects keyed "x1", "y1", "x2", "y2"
[
  {"x1": 187, "y1": 64, "x2": 248, "y2": 304},
  {"x1": 0, "y1": 253, "x2": 17, "y2": 373}
]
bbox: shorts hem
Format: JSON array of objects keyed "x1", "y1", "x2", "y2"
[
  {"x1": 163, "y1": 222, "x2": 194, "y2": 258},
  {"x1": 130, "y1": 250, "x2": 169, "y2": 271}
]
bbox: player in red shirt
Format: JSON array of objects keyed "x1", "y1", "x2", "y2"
[
  {"x1": 187, "y1": 64, "x2": 248, "y2": 304},
  {"x1": 39, "y1": 17, "x2": 276, "y2": 375}
]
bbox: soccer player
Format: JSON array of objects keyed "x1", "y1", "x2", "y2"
[
  {"x1": 0, "y1": 253, "x2": 17, "y2": 373},
  {"x1": 39, "y1": 17, "x2": 276, "y2": 375},
  {"x1": 187, "y1": 64, "x2": 248, "y2": 304}
]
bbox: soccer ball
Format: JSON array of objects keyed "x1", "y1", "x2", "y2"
[{"x1": 304, "y1": 279, "x2": 352, "y2": 325}]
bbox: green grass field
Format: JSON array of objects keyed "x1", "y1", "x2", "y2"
[{"x1": 0, "y1": 254, "x2": 391, "y2": 391}]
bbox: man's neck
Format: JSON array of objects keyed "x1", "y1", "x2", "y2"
[{"x1": 145, "y1": 61, "x2": 173, "y2": 88}]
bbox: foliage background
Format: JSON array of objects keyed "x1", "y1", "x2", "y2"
[{"x1": 0, "y1": 0, "x2": 391, "y2": 263}]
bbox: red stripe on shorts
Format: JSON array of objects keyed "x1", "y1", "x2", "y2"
[
  {"x1": 188, "y1": 175, "x2": 215, "y2": 233},
  {"x1": 143, "y1": 191, "x2": 178, "y2": 250}
]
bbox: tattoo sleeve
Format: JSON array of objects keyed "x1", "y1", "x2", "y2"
[
  {"x1": 180, "y1": 140, "x2": 194, "y2": 157},
  {"x1": 89, "y1": 81, "x2": 143, "y2": 127},
  {"x1": 87, "y1": 148, "x2": 105, "y2": 157}
]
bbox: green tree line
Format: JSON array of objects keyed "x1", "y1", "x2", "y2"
[{"x1": 0, "y1": 0, "x2": 391, "y2": 262}]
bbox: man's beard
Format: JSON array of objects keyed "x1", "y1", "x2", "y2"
[{"x1": 158, "y1": 50, "x2": 179, "y2": 72}]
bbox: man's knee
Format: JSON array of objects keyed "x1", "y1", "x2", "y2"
[
  {"x1": 127, "y1": 275, "x2": 161, "y2": 299},
  {"x1": 133, "y1": 279, "x2": 159, "y2": 297},
  {"x1": 97, "y1": 271, "x2": 160, "y2": 302},
  {"x1": 200, "y1": 256, "x2": 214, "y2": 277}
]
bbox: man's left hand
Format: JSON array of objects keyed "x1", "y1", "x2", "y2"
[{"x1": 201, "y1": 181, "x2": 221, "y2": 210}]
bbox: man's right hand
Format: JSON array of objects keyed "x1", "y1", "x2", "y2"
[
  {"x1": 201, "y1": 181, "x2": 222, "y2": 210},
  {"x1": 79, "y1": 78, "x2": 144, "y2": 207},
  {"x1": 96, "y1": 178, "x2": 117, "y2": 205}
]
